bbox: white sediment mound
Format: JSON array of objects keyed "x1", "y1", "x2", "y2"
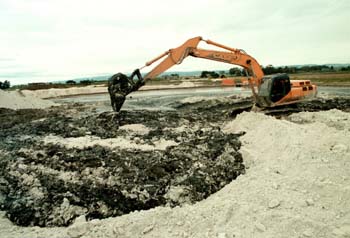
[
  {"x1": 288, "y1": 109, "x2": 350, "y2": 130},
  {"x1": 180, "y1": 95, "x2": 247, "y2": 104},
  {"x1": 21, "y1": 85, "x2": 107, "y2": 99},
  {"x1": 177, "y1": 81, "x2": 196, "y2": 88},
  {"x1": 20, "y1": 82, "x2": 200, "y2": 99},
  {"x1": 180, "y1": 96, "x2": 212, "y2": 104},
  {"x1": 0, "y1": 89, "x2": 57, "y2": 109},
  {"x1": 119, "y1": 124, "x2": 150, "y2": 135},
  {"x1": 2, "y1": 110, "x2": 350, "y2": 238},
  {"x1": 43, "y1": 135, "x2": 177, "y2": 151}
]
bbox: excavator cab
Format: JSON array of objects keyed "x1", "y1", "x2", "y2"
[{"x1": 257, "y1": 73, "x2": 291, "y2": 107}]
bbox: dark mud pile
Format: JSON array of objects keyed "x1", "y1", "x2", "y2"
[
  {"x1": 1, "y1": 96, "x2": 350, "y2": 227},
  {"x1": 0, "y1": 102, "x2": 244, "y2": 227},
  {"x1": 259, "y1": 97, "x2": 350, "y2": 117}
]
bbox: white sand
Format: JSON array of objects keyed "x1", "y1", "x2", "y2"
[
  {"x1": 1, "y1": 110, "x2": 350, "y2": 238},
  {"x1": 21, "y1": 82, "x2": 205, "y2": 99},
  {"x1": 176, "y1": 81, "x2": 197, "y2": 88},
  {"x1": 180, "y1": 96, "x2": 211, "y2": 104},
  {"x1": 0, "y1": 89, "x2": 57, "y2": 109},
  {"x1": 179, "y1": 95, "x2": 246, "y2": 104},
  {"x1": 43, "y1": 135, "x2": 177, "y2": 151},
  {"x1": 21, "y1": 85, "x2": 107, "y2": 99},
  {"x1": 119, "y1": 124, "x2": 150, "y2": 135},
  {"x1": 287, "y1": 109, "x2": 350, "y2": 130}
]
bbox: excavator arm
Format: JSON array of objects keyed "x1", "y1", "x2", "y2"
[
  {"x1": 143, "y1": 36, "x2": 263, "y2": 85},
  {"x1": 108, "y1": 36, "x2": 317, "y2": 111},
  {"x1": 141, "y1": 37, "x2": 264, "y2": 101},
  {"x1": 109, "y1": 36, "x2": 264, "y2": 111},
  {"x1": 142, "y1": 36, "x2": 202, "y2": 79}
]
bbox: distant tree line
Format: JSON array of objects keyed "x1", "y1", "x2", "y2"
[
  {"x1": 228, "y1": 68, "x2": 246, "y2": 76},
  {"x1": 0, "y1": 80, "x2": 11, "y2": 89},
  {"x1": 340, "y1": 66, "x2": 350, "y2": 71},
  {"x1": 65, "y1": 79, "x2": 97, "y2": 85},
  {"x1": 200, "y1": 71, "x2": 220, "y2": 78},
  {"x1": 261, "y1": 65, "x2": 337, "y2": 75},
  {"x1": 228, "y1": 65, "x2": 350, "y2": 76},
  {"x1": 66, "y1": 80, "x2": 76, "y2": 85}
]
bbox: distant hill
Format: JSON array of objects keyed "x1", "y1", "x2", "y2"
[
  {"x1": 286, "y1": 64, "x2": 350, "y2": 68},
  {"x1": 61, "y1": 71, "x2": 203, "y2": 84},
  {"x1": 57, "y1": 64, "x2": 350, "y2": 84},
  {"x1": 68, "y1": 75, "x2": 112, "y2": 83}
]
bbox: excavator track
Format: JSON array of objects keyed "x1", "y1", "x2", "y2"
[{"x1": 229, "y1": 97, "x2": 350, "y2": 118}]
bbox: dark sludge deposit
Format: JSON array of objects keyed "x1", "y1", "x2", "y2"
[
  {"x1": 0, "y1": 96, "x2": 349, "y2": 227},
  {"x1": 0, "y1": 102, "x2": 244, "y2": 227}
]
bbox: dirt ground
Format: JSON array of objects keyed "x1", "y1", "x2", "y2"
[{"x1": 0, "y1": 95, "x2": 350, "y2": 237}]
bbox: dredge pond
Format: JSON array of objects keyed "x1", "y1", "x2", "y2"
[{"x1": 53, "y1": 86, "x2": 350, "y2": 111}]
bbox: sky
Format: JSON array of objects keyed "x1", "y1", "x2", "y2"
[{"x1": 0, "y1": 0, "x2": 349, "y2": 85}]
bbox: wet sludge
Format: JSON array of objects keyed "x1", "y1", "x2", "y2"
[{"x1": 0, "y1": 102, "x2": 244, "y2": 227}]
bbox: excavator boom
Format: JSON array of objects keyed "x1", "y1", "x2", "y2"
[
  {"x1": 143, "y1": 37, "x2": 263, "y2": 84},
  {"x1": 108, "y1": 36, "x2": 317, "y2": 111}
]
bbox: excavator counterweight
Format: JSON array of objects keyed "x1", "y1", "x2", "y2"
[{"x1": 108, "y1": 37, "x2": 317, "y2": 111}]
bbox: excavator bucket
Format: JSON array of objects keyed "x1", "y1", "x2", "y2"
[{"x1": 108, "y1": 69, "x2": 145, "y2": 112}]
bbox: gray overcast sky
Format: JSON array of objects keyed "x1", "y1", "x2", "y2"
[{"x1": 1, "y1": 0, "x2": 349, "y2": 84}]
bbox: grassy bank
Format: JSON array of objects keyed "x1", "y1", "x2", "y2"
[{"x1": 289, "y1": 72, "x2": 350, "y2": 86}]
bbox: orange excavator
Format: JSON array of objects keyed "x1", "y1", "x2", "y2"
[{"x1": 108, "y1": 36, "x2": 317, "y2": 111}]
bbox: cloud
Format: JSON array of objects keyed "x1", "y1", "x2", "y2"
[
  {"x1": 0, "y1": 58, "x2": 15, "y2": 61},
  {"x1": 0, "y1": 0, "x2": 349, "y2": 84},
  {"x1": 0, "y1": 71, "x2": 43, "y2": 78}
]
